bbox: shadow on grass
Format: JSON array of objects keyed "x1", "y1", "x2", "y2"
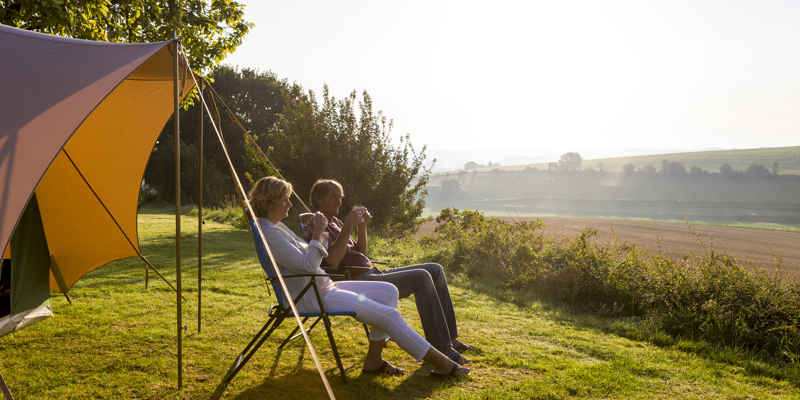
[{"x1": 209, "y1": 330, "x2": 452, "y2": 400}]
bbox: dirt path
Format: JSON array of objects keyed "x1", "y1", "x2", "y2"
[{"x1": 417, "y1": 217, "x2": 800, "y2": 275}]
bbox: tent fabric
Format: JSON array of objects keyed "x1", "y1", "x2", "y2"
[
  {"x1": 0, "y1": 24, "x2": 194, "y2": 300},
  {"x1": 0, "y1": 194, "x2": 52, "y2": 337}
]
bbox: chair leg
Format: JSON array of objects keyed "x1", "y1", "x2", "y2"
[
  {"x1": 278, "y1": 316, "x2": 315, "y2": 349},
  {"x1": 363, "y1": 324, "x2": 370, "y2": 338},
  {"x1": 222, "y1": 315, "x2": 283, "y2": 385},
  {"x1": 321, "y1": 314, "x2": 348, "y2": 384}
]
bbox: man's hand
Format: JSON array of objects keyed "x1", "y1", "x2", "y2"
[
  {"x1": 342, "y1": 208, "x2": 363, "y2": 229},
  {"x1": 356, "y1": 207, "x2": 372, "y2": 229}
]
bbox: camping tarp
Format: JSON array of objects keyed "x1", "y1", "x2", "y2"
[{"x1": 0, "y1": 23, "x2": 194, "y2": 336}]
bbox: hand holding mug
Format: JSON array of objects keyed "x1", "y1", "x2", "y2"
[
  {"x1": 354, "y1": 206, "x2": 372, "y2": 226},
  {"x1": 313, "y1": 211, "x2": 328, "y2": 241}
]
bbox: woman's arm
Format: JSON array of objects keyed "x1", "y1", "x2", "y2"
[{"x1": 263, "y1": 224, "x2": 327, "y2": 274}]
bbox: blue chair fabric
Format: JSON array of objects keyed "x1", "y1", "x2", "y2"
[{"x1": 221, "y1": 218, "x2": 358, "y2": 385}]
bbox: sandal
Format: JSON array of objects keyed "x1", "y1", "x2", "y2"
[
  {"x1": 445, "y1": 350, "x2": 471, "y2": 365},
  {"x1": 361, "y1": 360, "x2": 405, "y2": 375},
  {"x1": 431, "y1": 362, "x2": 470, "y2": 379},
  {"x1": 452, "y1": 339, "x2": 476, "y2": 352}
]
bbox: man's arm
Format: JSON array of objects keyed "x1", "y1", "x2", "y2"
[
  {"x1": 322, "y1": 210, "x2": 361, "y2": 267},
  {"x1": 353, "y1": 208, "x2": 372, "y2": 255}
]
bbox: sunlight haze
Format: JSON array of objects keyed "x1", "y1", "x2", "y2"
[{"x1": 223, "y1": 0, "x2": 800, "y2": 159}]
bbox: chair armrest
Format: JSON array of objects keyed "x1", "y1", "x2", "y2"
[{"x1": 272, "y1": 273, "x2": 346, "y2": 279}]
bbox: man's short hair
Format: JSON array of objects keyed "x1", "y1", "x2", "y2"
[{"x1": 309, "y1": 179, "x2": 343, "y2": 211}]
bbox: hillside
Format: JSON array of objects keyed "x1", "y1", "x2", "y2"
[
  {"x1": 446, "y1": 146, "x2": 800, "y2": 175},
  {"x1": 425, "y1": 172, "x2": 800, "y2": 229}
]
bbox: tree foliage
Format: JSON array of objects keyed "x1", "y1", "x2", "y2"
[
  {"x1": 558, "y1": 152, "x2": 582, "y2": 172},
  {"x1": 0, "y1": 0, "x2": 253, "y2": 72},
  {"x1": 144, "y1": 67, "x2": 432, "y2": 236},
  {"x1": 144, "y1": 66, "x2": 291, "y2": 206},
  {"x1": 247, "y1": 85, "x2": 432, "y2": 236}
]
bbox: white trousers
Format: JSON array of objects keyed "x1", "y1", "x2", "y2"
[{"x1": 324, "y1": 280, "x2": 430, "y2": 361}]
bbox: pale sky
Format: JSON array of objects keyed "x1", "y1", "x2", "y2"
[{"x1": 223, "y1": 0, "x2": 800, "y2": 156}]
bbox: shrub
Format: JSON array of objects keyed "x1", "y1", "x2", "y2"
[{"x1": 423, "y1": 208, "x2": 800, "y2": 362}]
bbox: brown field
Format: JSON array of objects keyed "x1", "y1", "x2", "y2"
[{"x1": 417, "y1": 217, "x2": 800, "y2": 276}]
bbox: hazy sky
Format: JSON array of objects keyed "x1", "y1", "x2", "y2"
[{"x1": 223, "y1": 0, "x2": 799, "y2": 155}]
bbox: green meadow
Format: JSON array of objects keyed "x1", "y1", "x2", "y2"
[{"x1": 0, "y1": 208, "x2": 798, "y2": 399}]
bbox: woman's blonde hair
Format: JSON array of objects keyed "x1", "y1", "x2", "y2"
[
  {"x1": 309, "y1": 179, "x2": 343, "y2": 211},
  {"x1": 249, "y1": 176, "x2": 292, "y2": 218}
]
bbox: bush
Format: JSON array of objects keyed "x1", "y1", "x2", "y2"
[
  {"x1": 185, "y1": 196, "x2": 247, "y2": 229},
  {"x1": 423, "y1": 208, "x2": 800, "y2": 362}
]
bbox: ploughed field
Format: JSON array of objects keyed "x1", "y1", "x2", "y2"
[{"x1": 417, "y1": 217, "x2": 800, "y2": 276}]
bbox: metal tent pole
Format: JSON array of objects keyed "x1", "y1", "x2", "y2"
[
  {"x1": 173, "y1": 35, "x2": 183, "y2": 391},
  {"x1": 0, "y1": 370, "x2": 13, "y2": 400},
  {"x1": 197, "y1": 79, "x2": 204, "y2": 333}
]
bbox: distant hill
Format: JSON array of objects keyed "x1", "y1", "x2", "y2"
[
  {"x1": 424, "y1": 146, "x2": 800, "y2": 228},
  {"x1": 440, "y1": 146, "x2": 800, "y2": 176}
]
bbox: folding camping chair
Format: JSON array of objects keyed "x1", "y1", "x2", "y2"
[
  {"x1": 222, "y1": 218, "x2": 361, "y2": 385},
  {"x1": 297, "y1": 213, "x2": 387, "y2": 281}
]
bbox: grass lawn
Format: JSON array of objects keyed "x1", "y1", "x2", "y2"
[{"x1": 0, "y1": 208, "x2": 798, "y2": 399}]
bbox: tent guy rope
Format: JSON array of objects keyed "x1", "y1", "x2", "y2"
[{"x1": 182, "y1": 61, "x2": 336, "y2": 400}]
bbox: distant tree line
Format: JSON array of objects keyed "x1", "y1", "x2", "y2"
[
  {"x1": 144, "y1": 66, "x2": 431, "y2": 235},
  {"x1": 464, "y1": 160, "x2": 500, "y2": 170},
  {"x1": 445, "y1": 152, "x2": 788, "y2": 181}
]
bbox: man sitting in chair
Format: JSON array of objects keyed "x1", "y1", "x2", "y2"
[{"x1": 305, "y1": 179, "x2": 475, "y2": 365}]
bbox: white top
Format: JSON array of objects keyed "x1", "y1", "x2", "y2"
[{"x1": 258, "y1": 218, "x2": 336, "y2": 312}]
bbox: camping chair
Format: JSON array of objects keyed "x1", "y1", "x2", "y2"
[
  {"x1": 297, "y1": 213, "x2": 388, "y2": 281},
  {"x1": 222, "y1": 218, "x2": 362, "y2": 385}
]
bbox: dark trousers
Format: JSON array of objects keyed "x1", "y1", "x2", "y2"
[{"x1": 358, "y1": 263, "x2": 458, "y2": 351}]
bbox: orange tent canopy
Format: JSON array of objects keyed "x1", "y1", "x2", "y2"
[{"x1": 0, "y1": 23, "x2": 194, "y2": 295}]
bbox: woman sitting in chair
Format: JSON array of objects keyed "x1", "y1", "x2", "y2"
[{"x1": 249, "y1": 176, "x2": 470, "y2": 378}]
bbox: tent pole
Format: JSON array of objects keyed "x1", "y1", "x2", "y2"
[
  {"x1": 197, "y1": 79, "x2": 204, "y2": 334},
  {"x1": 173, "y1": 36, "x2": 183, "y2": 390},
  {"x1": 0, "y1": 370, "x2": 13, "y2": 400}
]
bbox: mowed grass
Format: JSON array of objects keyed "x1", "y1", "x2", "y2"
[{"x1": 0, "y1": 208, "x2": 799, "y2": 399}]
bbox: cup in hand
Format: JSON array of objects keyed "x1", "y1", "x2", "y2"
[{"x1": 354, "y1": 206, "x2": 365, "y2": 222}]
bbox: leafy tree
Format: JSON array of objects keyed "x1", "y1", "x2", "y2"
[
  {"x1": 0, "y1": 0, "x2": 253, "y2": 73},
  {"x1": 689, "y1": 166, "x2": 710, "y2": 178},
  {"x1": 144, "y1": 66, "x2": 290, "y2": 206},
  {"x1": 558, "y1": 152, "x2": 582, "y2": 172},
  {"x1": 621, "y1": 163, "x2": 635, "y2": 176},
  {"x1": 640, "y1": 165, "x2": 656, "y2": 176},
  {"x1": 720, "y1": 163, "x2": 743, "y2": 179},
  {"x1": 744, "y1": 163, "x2": 772, "y2": 179},
  {"x1": 248, "y1": 85, "x2": 432, "y2": 236},
  {"x1": 660, "y1": 160, "x2": 687, "y2": 177},
  {"x1": 464, "y1": 161, "x2": 480, "y2": 170}
]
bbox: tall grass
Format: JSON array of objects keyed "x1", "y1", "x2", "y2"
[
  {"x1": 185, "y1": 196, "x2": 248, "y2": 229},
  {"x1": 415, "y1": 208, "x2": 800, "y2": 364}
]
